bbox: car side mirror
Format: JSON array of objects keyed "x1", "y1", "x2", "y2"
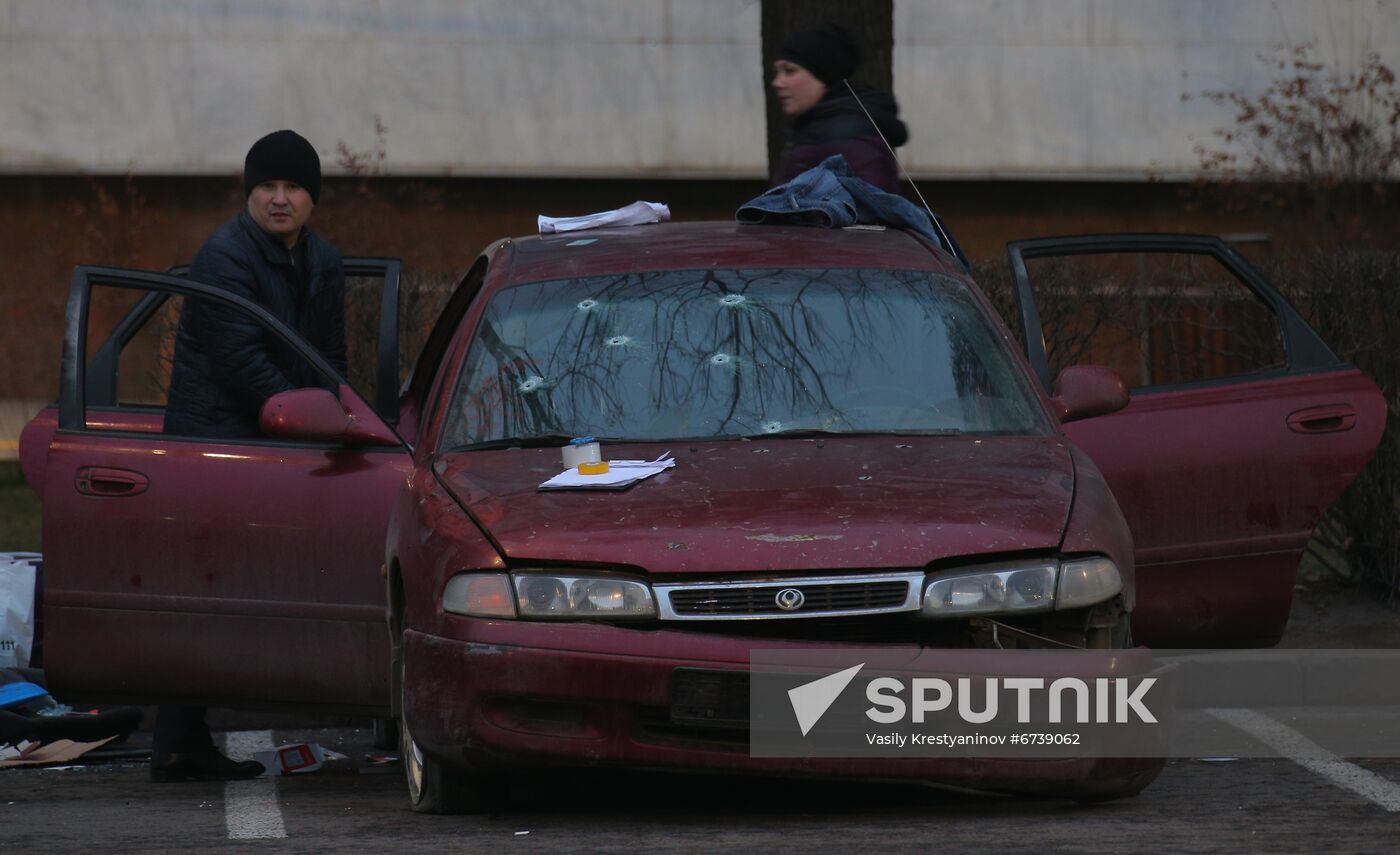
[
  {"x1": 259, "y1": 387, "x2": 400, "y2": 447},
  {"x1": 1052, "y1": 365, "x2": 1130, "y2": 424}
]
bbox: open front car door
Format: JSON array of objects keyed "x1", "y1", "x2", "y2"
[{"x1": 36, "y1": 266, "x2": 411, "y2": 712}]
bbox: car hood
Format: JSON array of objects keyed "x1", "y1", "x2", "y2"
[{"x1": 434, "y1": 435, "x2": 1074, "y2": 575}]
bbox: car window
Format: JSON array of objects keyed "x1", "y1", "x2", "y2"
[
  {"x1": 442, "y1": 268, "x2": 1052, "y2": 448},
  {"x1": 1022, "y1": 251, "x2": 1285, "y2": 390},
  {"x1": 343, "y1": 272, "x2": 389, "y2": 409},
  {"x1": 106, "y1": 291, "x2": 184, "y2": 408},
  {"x1": 85, "y1": 260, "x2": 405, "y2": 426},
  {"x1": 82, "y1": 282, "x2": 342, "y2": 443}
]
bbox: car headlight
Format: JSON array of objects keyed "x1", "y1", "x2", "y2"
[
  {"x1": 922, "y1": 560, "x2": 1058, "y2": 617},
  {"x1": 920, "y1": 557, "x2": 1120, "y2": 618},
  {"x1": 443, "y1": 571, "x2": 657, "y2": 620}
]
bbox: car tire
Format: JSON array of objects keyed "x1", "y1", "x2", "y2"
[
  {"x1": 1064, "y1": 772, "x2": 1164, "y2": 806},
  {"x1": 1067, "y1": 762, "x2": 1164, "y2": 804},
  {"x1": 400, "y1": 715, "x2": 488, "y2": 814},
  {"x1": 397, "y1": 633, "x2": 504, "y2": 814}
]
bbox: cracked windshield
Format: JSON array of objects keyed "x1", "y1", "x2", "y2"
[{"x1": 444, "y1": 268, "x2": 1050, "y2": 448}]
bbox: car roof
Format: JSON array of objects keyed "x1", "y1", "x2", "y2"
[{"x1": 490, "y1": 221, "x2": 964, "y2": 285}]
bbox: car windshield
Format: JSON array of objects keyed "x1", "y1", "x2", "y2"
[{"x1": 442, "y1": 268, "x2": 1050, "y2": 448}]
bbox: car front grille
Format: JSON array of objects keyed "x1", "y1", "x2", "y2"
[
  {"x1": 669, "y1": 581, "x2": 909, "y2": 615},
  {"x1": 654, "y1": 571, "x2": 924, "y2": 621}
]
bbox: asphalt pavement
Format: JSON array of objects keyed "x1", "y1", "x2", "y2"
[{"x1": 4, "y1": 723, "x2": 1400, "y2": 854}]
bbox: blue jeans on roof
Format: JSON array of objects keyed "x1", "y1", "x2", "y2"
[{"x1": 735, "y1": 154, "x2": 939, "y2": 245}]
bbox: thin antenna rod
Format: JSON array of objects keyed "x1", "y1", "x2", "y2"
[{"x1": 842, "y1": 79, "x2": 955, "y2": 255}]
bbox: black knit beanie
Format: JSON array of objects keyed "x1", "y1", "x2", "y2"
[
  {"x1": 243, "y1": 130, "x2": 322, "y2": 203},
  {"x1": 777, "y1": 23, "x2": 860, "y2": 87}
]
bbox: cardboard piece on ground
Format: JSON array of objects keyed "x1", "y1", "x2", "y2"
[{"x1": 0, "y1": 735, "x2": 117, "y2": 768}]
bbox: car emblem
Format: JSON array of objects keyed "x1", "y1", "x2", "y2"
[{"x1": 774, "y1": 588, "x2": 805, "y2": 611}]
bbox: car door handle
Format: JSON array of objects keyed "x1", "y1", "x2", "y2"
[
  {"x1": 75, "y1": 466, "x2": 150, "y2": 497},
  {"x1": 1286, "y1": 405, "x2": 1357, "y2": 434}
]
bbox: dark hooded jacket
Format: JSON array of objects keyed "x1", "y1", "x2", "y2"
[
  {"x1": 775, "y1": 86, "x2": 909, "y2": 193},
  {"x1": 164, "y1": 210, "x2": 346, "y2": 438}
]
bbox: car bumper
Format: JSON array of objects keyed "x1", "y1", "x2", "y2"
[{"x1": 402, "y1": 621, "x2": 1165, "y2": 796}]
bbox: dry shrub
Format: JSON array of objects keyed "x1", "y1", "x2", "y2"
[
  {"x1": 1183, "y1": 41, "x2": 1400, "y2": 244},
  {"x1": 343, "y1": 270, "x2": 458, "y2": 401}
]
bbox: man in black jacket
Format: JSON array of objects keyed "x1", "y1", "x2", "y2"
[
  {"x1": 154, "y1": 130, "x2": 345, "y2": 782},
  {"x1": 164, "y1": 129, "x2": 346, "y2": 438}
]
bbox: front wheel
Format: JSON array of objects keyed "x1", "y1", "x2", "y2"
[
  {"x1": 398, "y1": 635, "x2": 503, "y2": 814},
  {"x1": 1066, "y1": 762, "x2": 1165, "y2": 804},
  {"x1": 401, "y1": 714, "x2": 491, "y2": 814}
]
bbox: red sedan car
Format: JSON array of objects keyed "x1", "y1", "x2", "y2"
[{"x1": 20, "y1": 223, "x2": 1383, "y2": 811}]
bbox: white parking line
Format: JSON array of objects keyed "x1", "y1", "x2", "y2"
[
  {"x1": 1205, "y1": 708, "x2": 1400, "y2": 812},
  {"x1": 223, "y1": 730, "x2": 287, "y2": 840}
]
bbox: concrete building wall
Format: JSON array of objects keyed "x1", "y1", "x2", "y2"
[
  {"x1": 0, "y1": 0, "x2": 767, "y2": 177},
  {"x1": 2, "y1": 0, "x2": 1397, "y2": 179},
  {"x1": 895, "y1": 0, "x2": 1400, "y2": 178}
]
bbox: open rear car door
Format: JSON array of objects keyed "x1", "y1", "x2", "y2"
[{"x1": 1007, "y1": 235, "x2": 1384, "y2": 646}]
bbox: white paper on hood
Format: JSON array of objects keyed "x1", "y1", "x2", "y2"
[
  {"x1": 538, "y1": 453, "x2": 676, "y2": 491},
  {"x1": 538, "y1": 201, "x2": 671, "y2": 234}
]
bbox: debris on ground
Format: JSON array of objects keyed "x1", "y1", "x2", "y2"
[
  {"x1": 253, "y1": 742, "x2": 351, "y2": 776},
  {"x1": 0, "y1": 736, "x2": 117, "y2": 768},
  {"x1": 1, "y1": 671, "x2": 142, "y2": 768}
]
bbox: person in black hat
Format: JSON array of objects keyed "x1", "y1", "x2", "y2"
[
  {"x1": 771, "y1": 22, "x2": 909, "y2": 192},
  {"x1": 164, "y1": 129, "x2": 346, "y2": 440},
  {"x1": 154, "y1": 129, "x2": 347, "y2": 781}
]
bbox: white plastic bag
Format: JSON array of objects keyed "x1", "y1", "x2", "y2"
[{"x1": 0, "y1": 553, "x2": 40, "y2": 669}]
